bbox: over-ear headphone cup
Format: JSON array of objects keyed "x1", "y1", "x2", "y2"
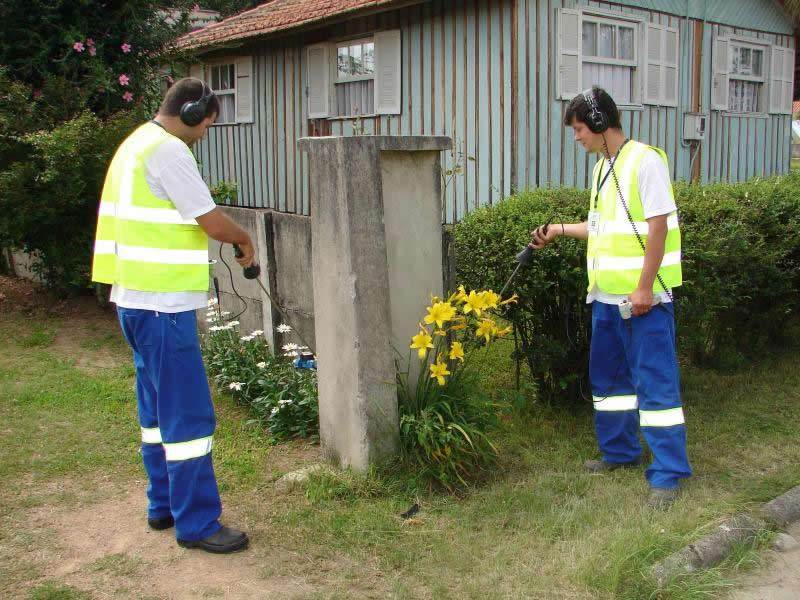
[{"x1": 180, "y1": 102, "x2": 204, "y2": 126}]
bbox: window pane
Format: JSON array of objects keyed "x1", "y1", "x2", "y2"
[
  {"x1": 598, "y1": 24, "x2": 615, "y2": 58},
  {"x1": 228, "y1": 65, "x2": 235, "y2": 89},
  {"x1": 335, "y1": 80, "x2": 375, "y2": 116},
  {"x1": 619, "y1": 27, "x2": 634, "y2": 60},
  {"x1": 211, "y1": 66, "x2": 220, "y2": 90},
  {"x1": 582, "y1": 63, "x2": 632, "y2": 104},
  {"x1": 582, "y1": 22, "x2": 597, "y2": 57},
  {"x1": 752, "y1": 49, "x2": 763, "y2": 77},
  {"x1": 728, "y1": 79, "x2": 759, "y2": 112},
  {"x1": 740, "y1": 48, "x2": 751, "y2": 75},
  {"x1": 362, "y1": 42, "x2": 375, "y2": 74},
  {"x1": 338, "y1": 46, "x2": 349, "y2": 78},
  {"x1": 220, "y1": 65, "x2": 230, "y2": 89},
  {"x1": 351, "y1": 44, "x2": 362, "y2": 75},
  {"x1": 216, "y1": 94, "x2": 235, "y2": 123}
]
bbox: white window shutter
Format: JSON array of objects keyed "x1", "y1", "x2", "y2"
[
  {"x1": 374, "y1": 29, "x2": 402, "y2": 115},
  {"x1": 557, "y1": 9, "x2": 581, "y2": 100},
  {"x1": 769, "y1": 46, "x2": 786, "y2": 114},
  {"x1": 712, "y1": 37, "x2": 729, "y2": 110},
  {"x1": 189, "y1": 63, "x2": 204, "y2": 82},
  {"x1": 644, "y1": 24, "x2": 662, "y2": 105},
  {"x1": 662, "y1": 27, "x2": 679, "y2": 107},
  {"x1": 235, "y1": 56, "x2": 254, "y2": 123},
  {"x1": 784, "y1": 48, "x2": 795, "y2": 114},
  {"x1": 307, "y1": 44, "x2": 329, "y2": 118}
]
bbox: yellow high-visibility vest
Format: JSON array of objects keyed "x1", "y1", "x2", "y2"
[
  {"x1": 586, "y1": 140, "x2": 682, "y2": 295},
  {"x1": 91, "y1": 123, "x2": 209, "y2": 292}
]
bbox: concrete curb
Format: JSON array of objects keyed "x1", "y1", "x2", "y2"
[{"x1": 652, "y1": 484, "x2": 800, "y2": 586}]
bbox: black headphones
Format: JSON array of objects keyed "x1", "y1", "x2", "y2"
[
  {"x1": 180, "y1": 80, "x2": 215, "y2": 127},
  {"x1": 582, "y1": 87, "x2": 609, "y2": 134}
]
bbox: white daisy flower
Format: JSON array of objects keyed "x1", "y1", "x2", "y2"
[
  {"x1": 256, "y1": 361, "x2": 266, "y2": 369},
  {"x1": 276, "y1": 323, "x2": 292, "y2": 333},
  {"x1": 240, "y1": 335, "x2": 255, "y2": 342},
  {"x1": 228, "y1": 382, "x2": 243, "y2": 391},
  {"x1": 208, "y1": 326, "x2": 223, "y2": 332},
  {"x1": 282, "y1": 343, "x2": 299, "y2": 351},
  {"x1": 221, "y1": 311, "x2": 231, "y2": 316},
  {"x1": 271, "y1": 407, "x2": 279, "y2": 415},
  {"x1": 208, "y1": 298, "x2": 218, "y2": 306},
  {"x1": 228, "y1": 320, "x2": 239, "y2": 326},
  {"x1": 283, "y1": 351, "x2": 299, "y2": 357},
  {"x1": 250, "y1": 330, "x2": 264, "y2": 336}
]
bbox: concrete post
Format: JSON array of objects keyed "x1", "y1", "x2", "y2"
[{"x1": 298, "y1": 136, "x2": 452, "y2": 471}]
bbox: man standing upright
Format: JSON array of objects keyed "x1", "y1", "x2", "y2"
[
  {"x1": 92, "y1": 78, "x2": 255, "y2": 551},
  {"x1": 530, "y1": 86, "x2": 691, "y2": 508}
]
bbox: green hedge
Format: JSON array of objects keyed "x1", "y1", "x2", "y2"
[{"x1": 453, "y1": 172, "x2": 800, "y2": 402}]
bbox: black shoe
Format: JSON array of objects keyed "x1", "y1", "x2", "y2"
[
  {"x1": 177, "y1": 526, "x2": 249, "y2": 554},
  {"x1": 584, "y1": 456, "x2": 643, "y2": 473},
  {"x1": 148, "y1": 515, "x2": 175, "y2": 530}
]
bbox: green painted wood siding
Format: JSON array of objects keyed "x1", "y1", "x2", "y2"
[{"x1": 194, "y1": 0, "x2": 795, "y2": 222}]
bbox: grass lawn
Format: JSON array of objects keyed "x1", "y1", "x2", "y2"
[{"x1": 1, "y1": 299, "x2": 799, "y2": 599}]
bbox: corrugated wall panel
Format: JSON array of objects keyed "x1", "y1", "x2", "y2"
[{"x1": 196, "y1": 0, "x2": 794, "y2": 220}]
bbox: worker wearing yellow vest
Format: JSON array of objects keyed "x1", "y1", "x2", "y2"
[
  {"x1": 530, "y1": 87, "x2": 691, "y2": 509},
  {"x1": 92, "y1": 78, "x2": 256, "y2": 551}
]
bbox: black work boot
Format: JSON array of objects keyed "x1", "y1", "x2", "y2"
[
  {"x1": 148, "y1": 515, "x2": 175, "y2": 530},
  {"x1": 584, "y1": 456, "x2": 643, "y2": 473},
  {"x1": 177, "y1": 526, "x2": 249, "y2": 554}
]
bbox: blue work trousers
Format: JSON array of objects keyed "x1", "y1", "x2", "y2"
[
  {"x1": 589, "y1": 301, "x2": 692, "y2": 489},
  {"x1": 117, "y1": 307, "x2": 222, "y2": 541}
]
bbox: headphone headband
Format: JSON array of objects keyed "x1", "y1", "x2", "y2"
[{"x1": 582, "y1": 87, "x2": 609, "y2": 134}]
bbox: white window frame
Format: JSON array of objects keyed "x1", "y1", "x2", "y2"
[
  {"x1": 334, "y1": 37, "x2": 376, "y2": 84},
  {"x1": 727, "y1": 37, "x2": 769, "y2": 115},
  {"x1": 557, "y1": 8, "x2": 679, "y2": 108},
  {"x1": 208, "y1": 61, "x2": 236, "y2": 124}
]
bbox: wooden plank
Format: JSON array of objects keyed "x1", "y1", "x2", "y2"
[
  {"x1": 502, "y1": 0, "x2": 512, "y2": 198},
  {"x1": 549, "y1": 0, "x2": 561, "y2": 186},
  {"x1": 478, "y1": 0, "x2": 490, "y2": 206},
  {"x1": 276, "y1": 49, "x2": 286, "y2": 211},
  {"x1": 285, "y1": 48, "x2": 295, "y2": 213},
  {"x1": 464, "y1": 0, "x2": 476, "y2": 217},
  {"x1": 410, "y1": 4, "x2": 422, "y2": 135},
  {"x1": 443, "y1": 3, "x2": 455, "y2": 221},
  {"x1": 402, "y1": 14, "x2": 411, "y2": 135},
  {"x1": 489, "y1": 0, "x2": 501, "y2": 202},
  {"x1": 422, "y1": 4, "x2": 432, "y2": 134}
]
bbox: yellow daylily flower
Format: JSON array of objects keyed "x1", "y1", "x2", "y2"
[
  {"x1": 429, "y1": 357, "x2": 450, "y2": 386},
  {"x1": 481, "y1": 290, "x2": 500, "y2": 309},
  {"x1": 453, "y1": 284, "x2": 468, "y2": 303},
  {"x1": 424, "y1": 301, "x2": 457, "y2": 329},
  {"x1": 495, "y1": 325, "x2": 513, "y2": 337},
  {"x1": 434, "y1": 328, "x2": 447, "y2": 336},
  {"x1": 410, "y1": 330, "x2": 434, "y2": 360},
  {"x1": 462, "y1": 290, "x2": 486, "y2": 316},
  {"x1": 500, "y1": 293, "x2": 519, "y2": 305},
  {"x1": 475, "y1": 318, "x2": 496, "y2": 343},
  {"x1": 449, "y1": 341, "x2": 465, "y2": 362}
]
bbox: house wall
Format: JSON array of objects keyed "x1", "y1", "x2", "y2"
[{"x1": 193, "y1": 0, "x2": 795, "y2": 222}]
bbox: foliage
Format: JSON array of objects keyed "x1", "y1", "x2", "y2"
[
  {"x1": 201, "y1": 302, "x2": 319, "y2": 441},
  {"x1": 200, "y1": 0, "x2": 263, "y2": 18},
  {"x1": 396, "y1": 287, "x2": 516, "y2": 490},
  {"x1": 0, "y1": 106, "x2": 147, "y2": 293},
  {"x1": 0, "y1": 0, "x2": 193, "y2": 118},
  {"x1": 209, "y1": 180, "x2": 238, "y2": 205},
  {"x1": 453, "y1": 188, "x2": 590, "y2": 403},
  {"x1": 453, "y1": 172, "x2": 800, "y2": 402}
]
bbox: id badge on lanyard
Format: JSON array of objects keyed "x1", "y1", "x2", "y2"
[{"x1": 587, "y1": 210, "x2": 600, "y2": 234}]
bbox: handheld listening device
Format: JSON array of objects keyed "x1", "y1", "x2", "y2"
[
  {"x1": 582, "y1": 87, "x2": 609, "y2": 134},
  {"x1": 180, "y1": 81, "x2": 215, "y2": 127}
]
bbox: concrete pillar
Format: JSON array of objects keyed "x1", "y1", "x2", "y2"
[{"x1": 298, "y1": 136, "x2": 452, "y2": 471}]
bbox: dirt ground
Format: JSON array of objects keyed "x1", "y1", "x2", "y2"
[
  {"x1": 0, "y1": 276, "x2": 328, "y2": 599},
  {"x1": 728, "y1": 522, "x2": 800, "y2": 600}
]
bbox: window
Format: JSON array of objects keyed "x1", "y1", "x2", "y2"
[
  {"x1": 307, "y1": 30, "x2": 401, "y2": 119},
  {"x1": 189, "y1": 57, "x2": 253, "y2": 125},
  {"x1": 712, "y1": 35, "x2": 793, "y2": 115},
  {"x1": 335, "y1": 38, "x2": 375, "y2": 116},
  {"x1": 210, "y1": 63, "x2": 236, "y2": 123},
  {"x1": 728, "y1": 42, "x2": 765, "y2": 112},
  {"x1": 557, "y1": 9, "x2": 678, "y2": 107},
  {"x1": 581, "y1": 17, "x2": 637, "y2": 104}
]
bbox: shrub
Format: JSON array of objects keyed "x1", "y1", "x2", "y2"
[
  {"x1": 453, "y1": 189, "x2": 590, "y2": 403},
  {"x1": 0, "y1": 107, "x2": 146, "y2": 293},
  {"x1": 396, "y1": 287, "x2": 516, "y2": 490},
  {"x1": 453, "y1": 173, "x2": 800, "y2": 399},
  {"x1": 201, "y1": 303, "x2": 319, "y2": 441}
]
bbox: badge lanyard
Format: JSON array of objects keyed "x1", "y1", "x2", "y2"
[{"x1": 588, "y1": 139, "x2": 629, "y2": 234}]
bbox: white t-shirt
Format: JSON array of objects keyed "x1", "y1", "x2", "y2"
[
  {"x1": 110, "y1": 128, "x2": 217, "y2": 313},
  {"x1": 587, "y1": 148, "x2": 676, "y2": 305}
]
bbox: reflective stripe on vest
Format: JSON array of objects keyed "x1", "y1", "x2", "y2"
[
  {"x1": 586, "y1": 141, "x2": 682, "y2": 295},
  {"x1": 91, "y1": 122, "x2": 209, "y2": 293},
  {"x1": 593, "y1": 394, "x2": 638, "y2": 411},
  {"x1": 639, "y1": 407, "x2": 685, "y2": 427},
  {"x1": 163, "y1": 436, "x2": 214, "y2": 461},
  {"x1": 141, "y1": 427, "x2": 163, "y2": 444}
]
